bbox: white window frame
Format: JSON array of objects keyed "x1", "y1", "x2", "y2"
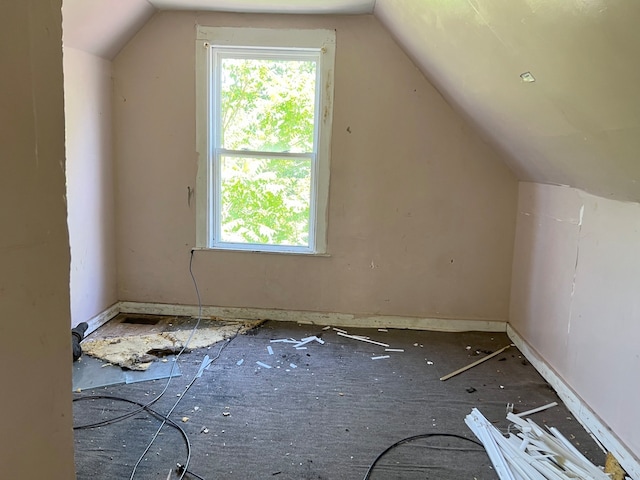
[{"x1": 195, "y1": 26, "x2": 335, "y2": 254}]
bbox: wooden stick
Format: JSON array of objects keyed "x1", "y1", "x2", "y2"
[
  {"x1": 440, "y1": 344, "x2": 512, "y2": 381},
  {"x1": 515, "y1": 401, "x2": 558, "y2": 417},
  {"x1": 336, "y1": 331, "x2": 389, "y2": 347}
]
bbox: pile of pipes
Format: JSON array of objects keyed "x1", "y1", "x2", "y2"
[{"x1": 466, "y1": 408, "x2": 609, "y2": 480}]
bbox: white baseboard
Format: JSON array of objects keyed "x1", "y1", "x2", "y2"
[
  {"x1": 117, "y1": 301, "x2": 506, "y2": 332},
  {"x1": 84, "y1": 302, "x2": 637, "y2": 478},
  {"x1": 507, "y1": 324, "x2": 639, "y2": 480},
  {"x1": 82, "y1": 302, "x2": 120, "y2": 336}
]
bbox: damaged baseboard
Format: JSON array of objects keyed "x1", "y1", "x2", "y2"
[
  {"x1": 116, "y1": 301, "x2": 507, "y2": 333},
  {"x1": 83, "y1": 302, "x2": 120, "y2": 337},
  {"x1": 507, "y1": 324, "x2": 639, "y2": 480}
]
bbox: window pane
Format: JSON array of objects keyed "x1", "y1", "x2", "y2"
[
  {"x1": 220, "y1": 156, "x2": 311, "y2": 246},
  {"x1": 220, "y1": 58, "x2": 316, "y2": 153}
]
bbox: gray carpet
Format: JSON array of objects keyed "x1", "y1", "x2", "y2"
[{"x1": 73, "y1": 320, "x2": 605, "y2": 479}]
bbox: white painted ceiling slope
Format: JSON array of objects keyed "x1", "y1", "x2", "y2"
[{"x1": 62, "y1": 0, "x2": 640, "y2": 203}]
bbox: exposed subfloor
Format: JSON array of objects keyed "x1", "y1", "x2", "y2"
[{"x1": 73, "y1": 320, "x2": 605, "y2": 479}]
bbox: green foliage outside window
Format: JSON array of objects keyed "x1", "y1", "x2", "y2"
[{"x1": 218, "y1": 57, "x2": 317, "y2": 247}]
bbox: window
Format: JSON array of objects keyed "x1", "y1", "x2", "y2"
[{"x1": 195, "y1": 27, "x2": 335, "y2": 253}]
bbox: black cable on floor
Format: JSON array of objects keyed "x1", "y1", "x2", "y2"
[
  {"x1": 362, "y1": 433, "x2": 484, "y2": 480},
  {"x1": 73, "y1": 394, "x2": 193, "y2": 474},
  {"x1": 73, "y1": 251, "x2": 205, "y2": 431}
]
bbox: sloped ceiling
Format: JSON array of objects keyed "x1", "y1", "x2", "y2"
[
  {"x1": 62, "y1": 0, "x2": 640, "y2": 202},
  {"x1": 375, "y1": 0, "x2": 640, "y2": 203},
  {"x1": 62, "y1": 0, "x2": 155, "y2": 59}
]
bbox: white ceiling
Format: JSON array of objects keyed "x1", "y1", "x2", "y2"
[
  {"x1": 62, "y1": 0, "x2": 155, "y2": 59},
  {"x1": 62, "y1": 0, "x2": 640, "y2": 203},
  {"x1": 148, "y1": 0, "x2": 375, "y2": 14}
]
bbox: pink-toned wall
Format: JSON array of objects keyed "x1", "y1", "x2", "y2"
[
  {"x1": 510, "y1": 182, "x2": 640, "y2": 463},
  {"x1": 0, "y1": 1, "x2": 75, "y2": 477},
  {"x1": 64, "y1": 47, "x2": 118, "y2": 326},
  {"x1": 113, "y1": 12, "x2": 518, "y2": 323}
]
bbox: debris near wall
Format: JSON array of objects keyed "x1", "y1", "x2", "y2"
[
  {"x1": 82, "y1": 320, "x2": 263, "y2": 370},
  {"x1": 466, "y1": 407, "x2": 609, "y2": 480}
]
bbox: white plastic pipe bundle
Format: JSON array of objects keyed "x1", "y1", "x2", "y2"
[{"x1": 465, "y1": 408, "x2": 609, "y2": 480}]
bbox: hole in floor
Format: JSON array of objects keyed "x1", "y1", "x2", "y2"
[{"x1": 120, "y1": 315, "x2": 161, "y2": 325}]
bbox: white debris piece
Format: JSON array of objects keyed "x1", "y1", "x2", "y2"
[
  {"x1": 236, "y1": 359, "x2": 244, "y2": 366},
  {"x1": 514, "y1": 402, "x2": 557, "y2": 418},
  {"x1": 466, "y1": 407, "x2": 609, "y2": 480},
  {"x1": 385, "y1": 348, "x2": 404, "y2": 352},
  {"x1": 377, "y1": 328, "x2": 388, "y2": 332},
  {"x1": 293, "y1": 336, "x2": 324, "y2": 348},
  {"x1": 270, "y1": 338, "x2": 298, "y2": 343},
  {"x1": 289, "y1": 363, "x2": 297, "y2": 369},
  {"x1": 267, "y1": 345, "x2": 274, "y2": 355},
  {"x1": 371, "y1": 355, "x2": 390, "y2": 360},
  {"x1": 256, "y1": 361, "x2": 272, "y2": 369},
  {"x1": 336, "y1": 331, "x2": 389, "y2": 348}
]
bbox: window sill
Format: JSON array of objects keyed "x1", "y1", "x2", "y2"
[{"x1": 191, "y1": 247, "x2": 330, "y2": 257}]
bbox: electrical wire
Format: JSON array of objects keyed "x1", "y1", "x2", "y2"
[
  {"x1": 129, "y1": 334, "x2": 235, "y2": 480},
  {"x1": 128, "y1": 249, "x2": 211, "y2": 480},
  {"x1": 74, "y1": 252, "x2": 203, "y2": 430},
  {"x1": 74, "y1": 250, "x2": 219, "y2": 479},
  {"x1": 362, "y1": 433, "x2": 484, "y2": 480}
]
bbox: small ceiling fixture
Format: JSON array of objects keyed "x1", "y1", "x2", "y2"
[{"x1": 520, "y1": 72, "x2": 536, "y2": 83}]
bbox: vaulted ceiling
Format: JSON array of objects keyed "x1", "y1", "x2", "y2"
[{"x1": 62, "y1": 0, "x2": 640, "y2": 203}]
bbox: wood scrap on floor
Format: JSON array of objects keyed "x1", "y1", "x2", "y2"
[{"x1": 81, "y1": 319, "x2": 263, "y2": 370}]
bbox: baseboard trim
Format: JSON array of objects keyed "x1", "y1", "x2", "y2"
[
  {"x1": 82, "y1": 302, "x2": 120, "y2": 337},
  {"x1": 84, "y1": 302, "x2": 637, "y2": 478},
  {"x1": 507, "y1": 324, "x2": 639, "y2": 480},
  {"x1": 117, "y1": 301, "x2": 506, "y2": 332}
]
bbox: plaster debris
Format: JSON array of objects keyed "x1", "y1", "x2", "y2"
[
  {"x1": 256, "y1": 361, "x2": 272, "y2": 369},
  {"x1": 377, "y1": 328, "x2": 388, "y2": 332},
  {"x1": 371, "y1": 355, "x2": 390, "y2": 360},
  {"x1": 82, "y1": 320, "x2": 262, "y2": 370},
  {"x1": 236, "y1": 359, "x2": 244, "y2": 366},
  {"x1": 267, "y1": 346, "x2": 274, "y2": 355},
  {"x1": 385, "y1": 348, "x2": 404, "y2": 352}
]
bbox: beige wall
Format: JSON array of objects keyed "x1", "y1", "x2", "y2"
[
  {"x1": 113, "y1": 12, "x2": 518, "y2": 323},
  {"x1": 64, "y1": 47, "x2": 118, "y2": 326},
  {"x1": 0, "y1": 1, "x2": 75, "y2": 478},
  {"x1": 510, "y1": 182, "x2": 640, "y2": 465}
]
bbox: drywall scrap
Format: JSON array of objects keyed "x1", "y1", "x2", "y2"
[
  {"x1": 81, "y1": 320, "x2": 262, "y2": 370},
  {"x1": 466, "y1": 407, "x2": 609, "y2": 480}
]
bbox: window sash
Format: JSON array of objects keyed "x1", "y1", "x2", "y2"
[{"x1": 195, "y1": 27, "x2": 335, "y2": 254}]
